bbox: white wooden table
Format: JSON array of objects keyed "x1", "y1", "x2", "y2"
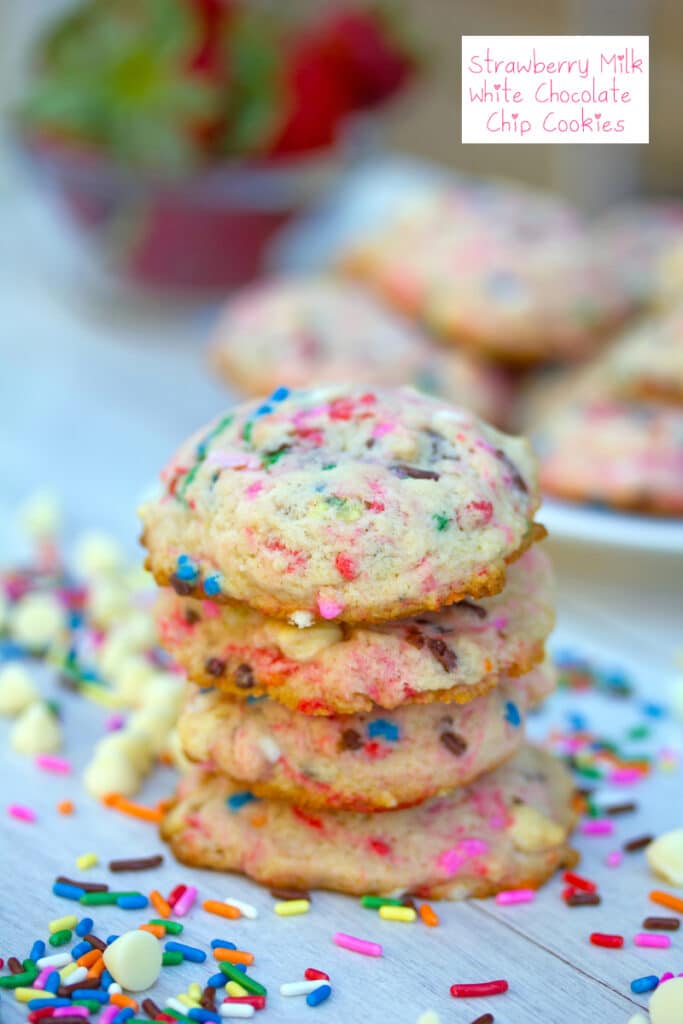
[{"x1": 1, "y1": 166, "x2": 683, "y2": 1024}]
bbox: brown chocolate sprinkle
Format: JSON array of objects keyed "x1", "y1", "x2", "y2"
[
  {"x1": 55, "y1": 876, "x2": 109, "y2": 893},
  {"x1": 83, "y1": 933, "x2": 107, "y2": 951},
  {"x1": 604, "y1": 801, "x2": 637, "y2": 816},
  {"x1": 142, "y1": 998, "x2": 163, "y2": 1019},
  {"x1": 643, "y1": 916, "x2": 680, "y2": 931},
  {"x1": 270, "y1": 887, "x2": 311, "y2": 901},
  {"x1": 170, "y1": 575, "x2": 193, "y2": 596},
  {"x1": 391, "y1": 464, "x2": 440, "y2": 481},
  {"x1": 427, "y1": 636, "x2": 457, "y2": 671},
  {"x1": 440, "y1": 731, "x2": 468, "y2": 756},
  {"x1": 7, "y1": 957, "x2": 22, "y2": 974},
  {"x1": 205, "y1": 657, "x2": 226, "y2": 677},
  {"x1": 59, "y1": 978, "x2": 101, "y2": 996},
  {"x1": 339, "y1": 728, "x2": 364, "y2": 751},
  {"x1": 623, "y1": 834, "x2": 653, "y2": 852},
  {"x1": 471, "y1": 1015, "x2": 494, "y2": 1024},
  {"x1": 401, "y1": 896, "x2": 417, "y2": 911},
  {"x1": 234, "y1": 663, "x2": 255, "y2": 689},
  {"x1": 494, "y1": 448, "x2": 528, "y2": 492},
  {"x1": 49, "y1": 1017, "x2": 93, "y2": 1023},
  {"x1": 567, "y1": 892, "x2": 601, "y2": 907},
  {"x1": 200, "y1": 987, "x2": 217, "y2": 1012},
  {"x1": 183, "y1": 608, "x2": 200, "y2": 625},
  {"x1": 109, "y1": 854, "x2": 164, "y2": 872},
  {"x1": 459, "y1": 600, "x2": 487, "y2": 619}
]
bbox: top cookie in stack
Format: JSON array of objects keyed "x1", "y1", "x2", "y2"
[{"x1": 140, "y1": 384, "x2": 543, "y2": 625}]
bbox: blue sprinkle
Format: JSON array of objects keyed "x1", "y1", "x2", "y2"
[
  {"x1": 0, "y1": 641, "x2": 26, "y2": 660},
  {"x1": 233, "y1": 963, "x2": 247, "y2": 974},
  {"x1": 175, "y1": 556, "x2": 199, "y2": 582},
  {"x1": 101, "y1": 970, "x2": 114, "y2": 988},
  {"x1": 270, "y1": 386, "x2": 290, "y2": 402},
  {"x1": 30, "y1": 940, "x2": 45, "y2": 961},
  {"x1": 255, "y1": 404, "x2": 273, "y2": 417},
  {"x1": 117, "y1": 894, "x2": 148, "y2": 910},
  {"x1": 199, "y1": 686, "x2": 216, "y2": 694},
  {"x1": 313, "y1": 482, "x2": 327, "y2": 492},
  {"x1": 504, "y1": 701, "x2": 521, "y2": 727},
  {"x1": 630, "y1": 975, "x2": 659, "y2": 994},
  {"x1": 641, "y1": 702, "x2": 666, "y2": 719},
  {"x1": 188, "y1": 1011, "x2": 221, "y2": 1023},
  {"x1": 72, "y1": 989, "x2": 109, "y2": 1003},
  {"x1": 203, "y1": 575, "x2": 222, "y2": 596},
  {"x1": 210, "y1": 940, "x2": 236, "y2": 950},
  {"x1": 53, "y1": 881, "x2": 85, "y2": 900},
  {"x1": 227, "y1": 791, "x2": 257, "y2": 811},
  {"x1": 566, "y1": 712, "x2": 587, "y2": 731},
  {"x1": 71, "y1": 940, "x2": 92, "y2": 959},
  {"x1": 246, "y1": 694, "x2": 267, "y2": 704},
  {"x1": 306, "y1": 983, "x2": 332, "y2": 1006},
  {"x1": 28, "y1": 999, "x2": 71, "y2": 1011},
  {"x1": 367, "y1": 718, "x2": 400, "y2": 742},
  {"x1": 107, "y1": 935, "x2": 119, "y2": 945},
  {"x1": 44, "y1": 971, "x2": 60, "y2": 993},
  {"x1": 75, "y1": 917, "x2": 94, "y2": 937},
  {"x1": 113, "y1": 1009, "x2": 134, "y2": 1024},
  {"x1": 207, "y1": 973, "x2": 227, "y2": 988},
  {"x1": 165, "y1": 940, "x2": 206, "y2": 964}
]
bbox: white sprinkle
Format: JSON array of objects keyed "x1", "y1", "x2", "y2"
[
  {"x1": 257, "y1": 736, "x2": 280, "y2": 763},
  {"x1": 63, "y1": 967, "x2": 88, "y2": 987},
  {"x1": 36, "y1": 953, "x2": 72, "y2": 969},
  {"x1": 165, "y1": 999, "x2": 190, "y2": 1015},
  {"x1": 280, "y1": 980, "x2": 326, "y2": 997},
  {"x1": 223, "y1": 897, "x2": 259, "y2": 920},
  {"x1": 219, "y1": 1005, "x2": 255, "y2": 1019},
  {"x1": 289, "y1": 610, "x2": 313, "y2": 629},
  {"x1": 108, "y1": 983, "x2": 122, "y2": 995}
]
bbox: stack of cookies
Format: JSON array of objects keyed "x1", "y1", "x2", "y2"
[{"x1": 141, "y1": 384, "x2": 576, "y2": 898}]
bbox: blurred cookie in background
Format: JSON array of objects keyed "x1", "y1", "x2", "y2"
[
  {"x1": 592, "y1": 200, "x2": 683, "y2": 311},
  {"x1": 340, "y1": 179, "x2": 633, "y2": 366},
  {"x1": 209, "y1": 276, "x2": 513, "y2": 425}
]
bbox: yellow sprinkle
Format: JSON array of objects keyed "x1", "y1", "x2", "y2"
[
  {"x1": 49, "y1": 914, "x2": 78, "y2": 934},
  {"x1": 274, "y1": 899, "x2": 310, "y2": 916},
  {"x1": 378, "y1": 905, "x2": 416, "y2": 923},
  {"x1": 187, "y1": 983, "x2": 202, "y2": 1002},
  {"x1": 177, "y1": 994, "x2": 200, "y2": 1009},
  {"x1": 15, "y1": 989, "x2": 55, "y2": 1003},
  {"x1": 80, "y1": 683, "x2": 121, "y2": 708},
  {"x1": 76, "y1": 852, "x2": 99, "y2": 870},
  {"x1": 60, "y1": 962, "x2": 79, "y2": 980},
  {"x1": 226, "y1": 981, "x2": 248, "y2": 998}
]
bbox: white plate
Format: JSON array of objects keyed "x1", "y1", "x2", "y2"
[{"x1": 540, "y1": 497, "x2": 683, "y2": 553}]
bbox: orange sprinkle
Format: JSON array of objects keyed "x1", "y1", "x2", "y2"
[
  {"x1": 139, "y1": 924, "x2": 165, "y2": 939},
  {"x1": 650, "y1": 890, "x2": 683, "y2": 914},
  {"x1": 249, "y1": 813, "x2": 267, "y2": 828},
  {"x1": 102, "y1": 794, "x2": 162, "y2": 823},
  {"x1": 212, "y1": 949, "x2": 254, "y2": 965},
  {"x1": 57, "y1": 800, "x2": 74, "y2": 815},
  {"x1": 88, "y1": 957, "x2": 106, "y2": 979},
  {"x1": 110, "y1": 995, "x2": 138, "y2": 1011},
  {"x1": 203, "y1": 899, "x2": 241, "y2": 920},
  {"x1": 77, "y1": 949, "x2": 102, "y2": 968},
  {"x1": 149, "y1": 889, "x2": 171, "y2": 919},
  {"x1": 419, "y1": 903, "x2": 440, "y2": 927},
  {"x1": 156, "y1": 797, "x2": 175, "y2": 813}
]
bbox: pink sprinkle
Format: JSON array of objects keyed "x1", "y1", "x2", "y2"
[
  {"x1": 317, "y1": 597, "x2": 344, "y2": 620},
  {"x1": 207, "y1": 451, "x2": 259, "y2": 470},
  {"x1": 8, "y1": 803, "x2": 36, "y2": 823},
  {"x1": 605, "y1": 850, "x2": 623, "y2": 868},
  {"x1": 35, "y1": 754, "x2": 71, "y2": 774},
  {"x1": 371, "y1": 421, "x2": 396, "y2": 438},
  {"x1": 244, "y1": 481, "x2": 264, "y2": 499},
  {"x1": 55, "y1": 1008, "x2": 89, "y2": 1019},
  {"x1": 104, "y1": 713, "x2": 126, "y2": 732},
  {"x1": 201, "y1": 600, "x2": 221, "y2": 619},
  {"x1": 438, "y1": 839, "x2": 489, "y2": 875},
  {"x1": 608, "y1": 768, "x2": 642, "y2": 785},
  {"x1": 635, "y1": 933, "x2": 671, "y2": 949},
  {"x1": 660, "y1": 973, "x2": 675, "y2": 983},
  {"x1": 99, "y1": 1005, "x2": 120, "y2": 1024},
  {"x1": 174, "y1": 884, "x2": 198, "y2": 917},
  {"x1": 491, "y1": 616, "x2": 509, "y2": 630},
  {"x1": 496, "y1": 888, "x2": 536, "y2": 906},
  {"x1": 333, "y1": 932, "x2": 382, "y2": 957},
  {"x1": 581, "y1": 819, "x2": 614, "y2": 836},
  {"x1": 34, "y1": 966, "x2": 54, "y2": 989}
]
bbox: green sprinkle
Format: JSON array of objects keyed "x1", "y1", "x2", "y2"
[
  {"x1": 627, "y1": 724, "x2": 650, "y2": 740},
  {"x1": 575, "y1": 765, "x2": 603, "y2": 779},
  {"x1": 242, "y1": 420, "x2": 253, "y2": 444},
  {"x1": 360, "y1": 895, "x2": 405, "y2": 909},
  {"x1": 79, "y1": 891, "x2": 139, "y2": 905},
  {"x1": 321, "y1": 463, "x2": 336, "y2": 470},
  {"x1": 49, "y1": 928, "x2": 72, "y2": 946},
  {"x1": 325, "y1": 495, "x2": 346, "y2": 508},
  {"x1": 162, "y1": 950, "x2": 184, "y2": 966},
  {"x1": 432, "y1": 513, "x2": 450, "y2": 531},
  {"x1": 0, "y1": 968, "x2": 37, "y2": 989},
  {"x1": 219, "y1": 962, "x2": 267, "y2": 996},
  {"x1": 262, "y1": 445, "x2": 289, "y2": 467},
  {"x1": 150, "y1": 918, "x2": 183, "y2": 934},
  {"x1": 176, "y1": 461, "x2": 200, "y2": 502},
  {"x1": 73, "y1": 1000, "x2": 105, "y2": 1012},
  {"x1": 164, "y1": 1011, "x2": 195, "y2": 1024}
]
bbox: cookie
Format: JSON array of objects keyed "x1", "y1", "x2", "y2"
[
  {"x1": 161, "y1": 744, "x2": 577, "y2": 898},
  {"x1": 209, "y1": 276, "x2": 511, "y2": 424},
  {"x1": 156, "y1": 546, "x2": 553, "y2": 715},
  {"x1": 140, "y1": 385, "x2": 542, "y2": 624},
  {"x1": 536, "y1": 399, "x2": 683, "y2": 516},
  {"x1": 342, "y1": 180, "x2": 630, "y2": 365},
  {"x1": 177, "y1": 661, "x2": 554, "y2": 811}
]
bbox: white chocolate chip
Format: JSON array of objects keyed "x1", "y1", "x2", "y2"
[
  {"x1": 111, "y1": 655, "x2": 157, "y2": 704},
  {"x1": 19, "y1": 492, "x2": 62, "y2": 538},
  {"x1": 103, "y1": 930, "x2": 162, "y2": 991},
  {"x1": 0, "y1": 664, "x2": 39, "y2": 715},
  {"x1": 11, "y1": 701, "x2": 62, "y2": 754},
  {"x1": 11, "y1": 593, "x2": 64, "y2": 650},
  {"x1": 258, "y1": 736, "x2": 281, "y2": 763},
  {"x1": 74, "y1": 531, "x2": 124, "y2": 578},
  {"x1": 84, "y1": 751, "x2": 142, "y2": 798},
  {"x1": 272, "y1": 621, "x2": 342, "y2": 660},
  {"x1": 646, "y1": 828, "x2": 683, "y2": 886},
  {"x1": 87, "y1": 579, "x2": 130, "y2": 628},
  {"x1": 650, "y1": 976, "x2": 683, "y2": 1024},
  {"x1": 509, "y1": 805, "x2": 565, "y2": 853}
]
